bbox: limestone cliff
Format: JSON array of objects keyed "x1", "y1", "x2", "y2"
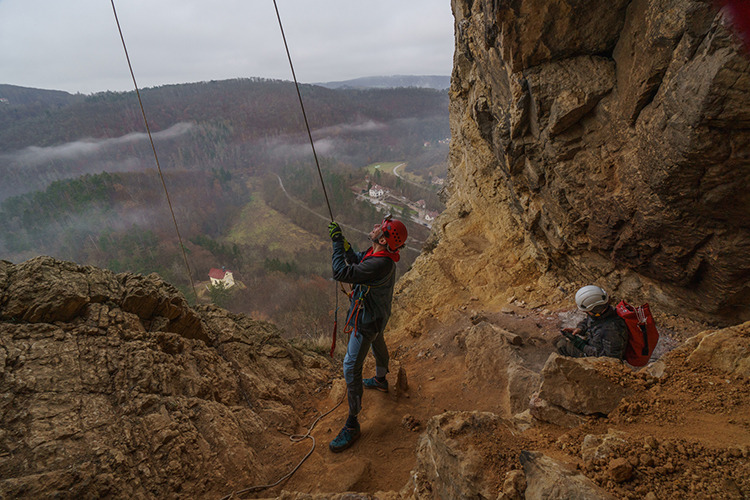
[
  {"x1": 394, "y1": 0, "x2": 750, "y2": 330},
  {"x1": 0, "y1": 257, "x2": 333, "y2": 498}
]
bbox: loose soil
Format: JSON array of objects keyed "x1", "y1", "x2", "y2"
[{"x1": 229, "y1": 305, "x2": 750, "y2": 499}]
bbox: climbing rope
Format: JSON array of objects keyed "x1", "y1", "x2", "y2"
[
  {"x1": 109, "y1": 3, "x2": 346, "y2": 492},
  {"x1": 109, "y1": 0, "x2": 197, "y2": 302},
  {"x1": 270, "y1": 0, "x2": 344, "y2": 359},
  {"x1": 271, "y1": 0, "x2": 334, "y2": 222},
  {"x1": 221, "y1": 5, "x2": 349, "y2": 497},
  {"x1": 219, "y1": 391, "x2": 346, "y2": 499}
]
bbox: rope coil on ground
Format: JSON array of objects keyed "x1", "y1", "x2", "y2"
[{"x1": 220, "y1": 391, "x2": 346, "y2": 499}]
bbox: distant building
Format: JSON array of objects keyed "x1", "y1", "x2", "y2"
[
  {"x1": 208, "y1": 267, "x2": 235, "y2": 288},
  {"x1": 0, "y1": 98, "x2": 8, "y2": 105},
  {"x1": 416, "y1": 199, "x2": 426, "y2": 209},
  {"x1": 369, "y1": 184, "x2": 386, "y2": 199},
  {"x1": 425, "y1": 211, "x2": 440, "y2": 222},
  {"x1": 431, "y1": 177, "x2": 445, "y2": 186}
]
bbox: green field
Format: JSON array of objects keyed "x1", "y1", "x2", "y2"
[
  {"x1": 363, "y1": 162, "x2": 403, "y2": 175},
  {"x1": 225, "y1": 179, "x2": 328, "y2": 255}
]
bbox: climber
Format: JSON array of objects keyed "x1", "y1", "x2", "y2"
[
  {"x1": 327, "y1": 215, "x2": 408, "y2": 453},
  {"x1": 555, "y1": 285, "x2": 628, "y2": 360}
]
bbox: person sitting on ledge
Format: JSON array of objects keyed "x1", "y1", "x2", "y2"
[{"x1": 555, "y1": 285, "x2": 628, "y2": 360}]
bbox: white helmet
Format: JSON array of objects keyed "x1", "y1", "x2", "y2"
[{"x1": 575, "y1": 285, "x2": 609, "y2": 312}]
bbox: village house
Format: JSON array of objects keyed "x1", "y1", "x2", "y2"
[
  {"x1": 425, "y1": 211, "x2": 440, "y2": 222},
  {"x1": 208, "y1": 267, "x2": 235, "y2": 288},
  {"x1": 369, "y1": 184, "x2": 386, "y2": 199}
]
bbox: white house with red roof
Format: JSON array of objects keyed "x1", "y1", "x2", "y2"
[{"x1": 208, "y1": 267, "x2": 235, "y2": 288}]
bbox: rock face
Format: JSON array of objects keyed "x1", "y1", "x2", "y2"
[
  {"x1": 686, "y1": 320, "x2": 750, "y2": 376},
  {"x1": 521, "y1": 451, "x2": 617, "y2": 500},
  {"x1": 0, "y1": 257, "x2": 332, "y2": 498},
  {"x1": 394, "y1": 0, "x2": 750, "y2": 329},
  {"x1": 461, "y1": 321, "x2": 541, "y2": 415},
  {"x1": 406, "y1": 411, "x2": 525, "y2": 500},
  {"x1": 530, "y1": 353, "x2": 631, "y2": 426}
]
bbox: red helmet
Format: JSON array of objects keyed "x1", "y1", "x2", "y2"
[{"x1": 380, "y1": 216, "x2": 408, "y2": 252}]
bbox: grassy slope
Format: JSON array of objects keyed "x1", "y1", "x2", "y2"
[
  {"x1": 363, "y1": 162, "x2": 403, "y2": 175},
  {"x1": 225, "y1": 179, "x2": 328, "y2": 255}
]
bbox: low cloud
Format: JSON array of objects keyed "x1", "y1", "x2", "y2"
[
  {"x1": 313, "y1": 120, "x2": 386, "y2": 136},
  {"x1": 269, "y1": 137, "x2": 336, "y2": 160},
  {"x1": 2, "y1": 122, "x2": 195, "y2": 166}
]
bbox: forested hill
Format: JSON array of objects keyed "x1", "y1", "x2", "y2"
[
  {"x1": 0, "y1": 77, "x2": 449, "y2": 332},
  {"x1": 0, "y1": 78, "x2": 448, "y2": 150},
  {"x1": 0, "y1": 84, "x2": 84, "y2": 108}
]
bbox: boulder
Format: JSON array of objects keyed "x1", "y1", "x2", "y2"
[
  {"x1": 529, "y1": 391, "x2": 585, "y2": 429},
  {"x1": 0, "y1": 256, "x2": 119, "y2": 323},
  {"x1": 500, "y1": 469, "x2": 526, "y2": 500},
  {"x1": 463, "y1": 321, "x2": 540, "y2": 415},
  {"x1": 686, "y1": 322, "x2": 750, "y2": 377},
  {"x1": 408, "y1": 411, "x2": 518, "y2": 500},
  {"x1": 537, "y1": 353, "x2": 631, "y2": 416},
  {"x1": 520, "y1": 451, "x2": 617, "y2": 499},
  {"x1": 508, "y1": 362, "x2": 541, "y2": 414},
  {"x1": 581, "y1": 430, "x2": 629, "y2": 465}
]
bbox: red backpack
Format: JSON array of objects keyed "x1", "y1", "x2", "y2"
[{"x1": 615, "y1": 300, "x2": 659, "y2": 367}]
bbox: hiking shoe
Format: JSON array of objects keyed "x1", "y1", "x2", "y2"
[
  {"x1": 329, "y1": 424, "x2": 361, "y2": 453},
  {"x1": 363, "y1": 376, "x2": 389, "y2": 392}
]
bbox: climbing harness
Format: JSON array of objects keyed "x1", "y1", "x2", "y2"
[{"x1": 341, "y1": 254, "x2": 397, "y2": 336}]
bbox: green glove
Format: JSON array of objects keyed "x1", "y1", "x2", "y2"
[
  {"x1": 328, "y1": 221, "x2": 343, "y2": 241},
  {"x1": 570, "y1": 334, "x2": 587, "y2": 351},
  {"x1": 328, "y1": 222, "x2": 351, "y2": 251}
]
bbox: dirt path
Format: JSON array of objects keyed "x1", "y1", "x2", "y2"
[{"x1": 237, "y1": 307, "x2": 750, "y2": 498}]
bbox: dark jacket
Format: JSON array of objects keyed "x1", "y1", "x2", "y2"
[
  {"x1": 332, "y1": 241, "x2": 397, "y2": 334},
  {"x1": 576, "y1": 305, "x2": 628, "y2": 359}
]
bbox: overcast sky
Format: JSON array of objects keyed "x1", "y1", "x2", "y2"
[{"x1": 0, "y1": 0, "x2": 455, "y2": 95}]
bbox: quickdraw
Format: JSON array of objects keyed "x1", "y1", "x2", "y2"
[{"x1": 343, "y1": 285, "x2": 369, "y2": 336}]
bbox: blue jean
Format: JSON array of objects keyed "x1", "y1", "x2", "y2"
[{"x1": 343, "y1": 327, "x2": 389, "y2": 417}]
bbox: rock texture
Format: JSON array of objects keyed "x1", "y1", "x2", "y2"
[
  {"x1": 686, "y1": 320, "x2": 750, "y2": 376},
  {"x1": 530, "y1": 353, "x2": 632, "y2": 426},
  {"x1": 393, "y1": 0, "x2": 750, "y2": 331},
  {"x1": 406, "y1": 411, "x2": 525, "y2": 500},
  {"x1": 521, "y1": 451, "x2": 617, "y2": 500},
  {"x1": 460, "y1": 321, "x2": 541, "y2": 415},
  {"x1": 0, "y1": 257, "x2": 332, "y2": 498}
]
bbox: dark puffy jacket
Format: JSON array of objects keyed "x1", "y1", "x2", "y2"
[
  {"x1": 576, "y1": 306, "x2": 628, "y2": 359},
  {"x1": 332, "y1": 241, "x2": 397, "y2": 334}
]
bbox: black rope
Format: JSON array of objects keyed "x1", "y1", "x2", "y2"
[
  {"x1": 219, "y1": 391, "x2": 345, "y2": 499},
  {"x1": 109, "y1": 0, "x2": 197, "y2": 302},
  {"x1": 271, "y1": 0, "x2": 334, "y2": 222}
]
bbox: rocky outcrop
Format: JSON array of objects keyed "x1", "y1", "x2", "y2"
[
  {"x1": 0, "y1": 257, "x2": 333, "y2": 498},
  {"x1": 529, "y1": 353, "x2": 632, "y2": 427},
  {"x1": 394, "y1": 0, "x2": 750, "y2": 330},
  {"x1": 520, "y1": 451, "x2": 617, "y2": 500},
  {"x1": 686, "y1": 320, "x2": 750, "y2": 377},
  {"x1": 406, "y1": 411, "x2": 524, "y2": 499},
  {"x1": 460, "y1": 321, "x2": 541, "y2": 415}
]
